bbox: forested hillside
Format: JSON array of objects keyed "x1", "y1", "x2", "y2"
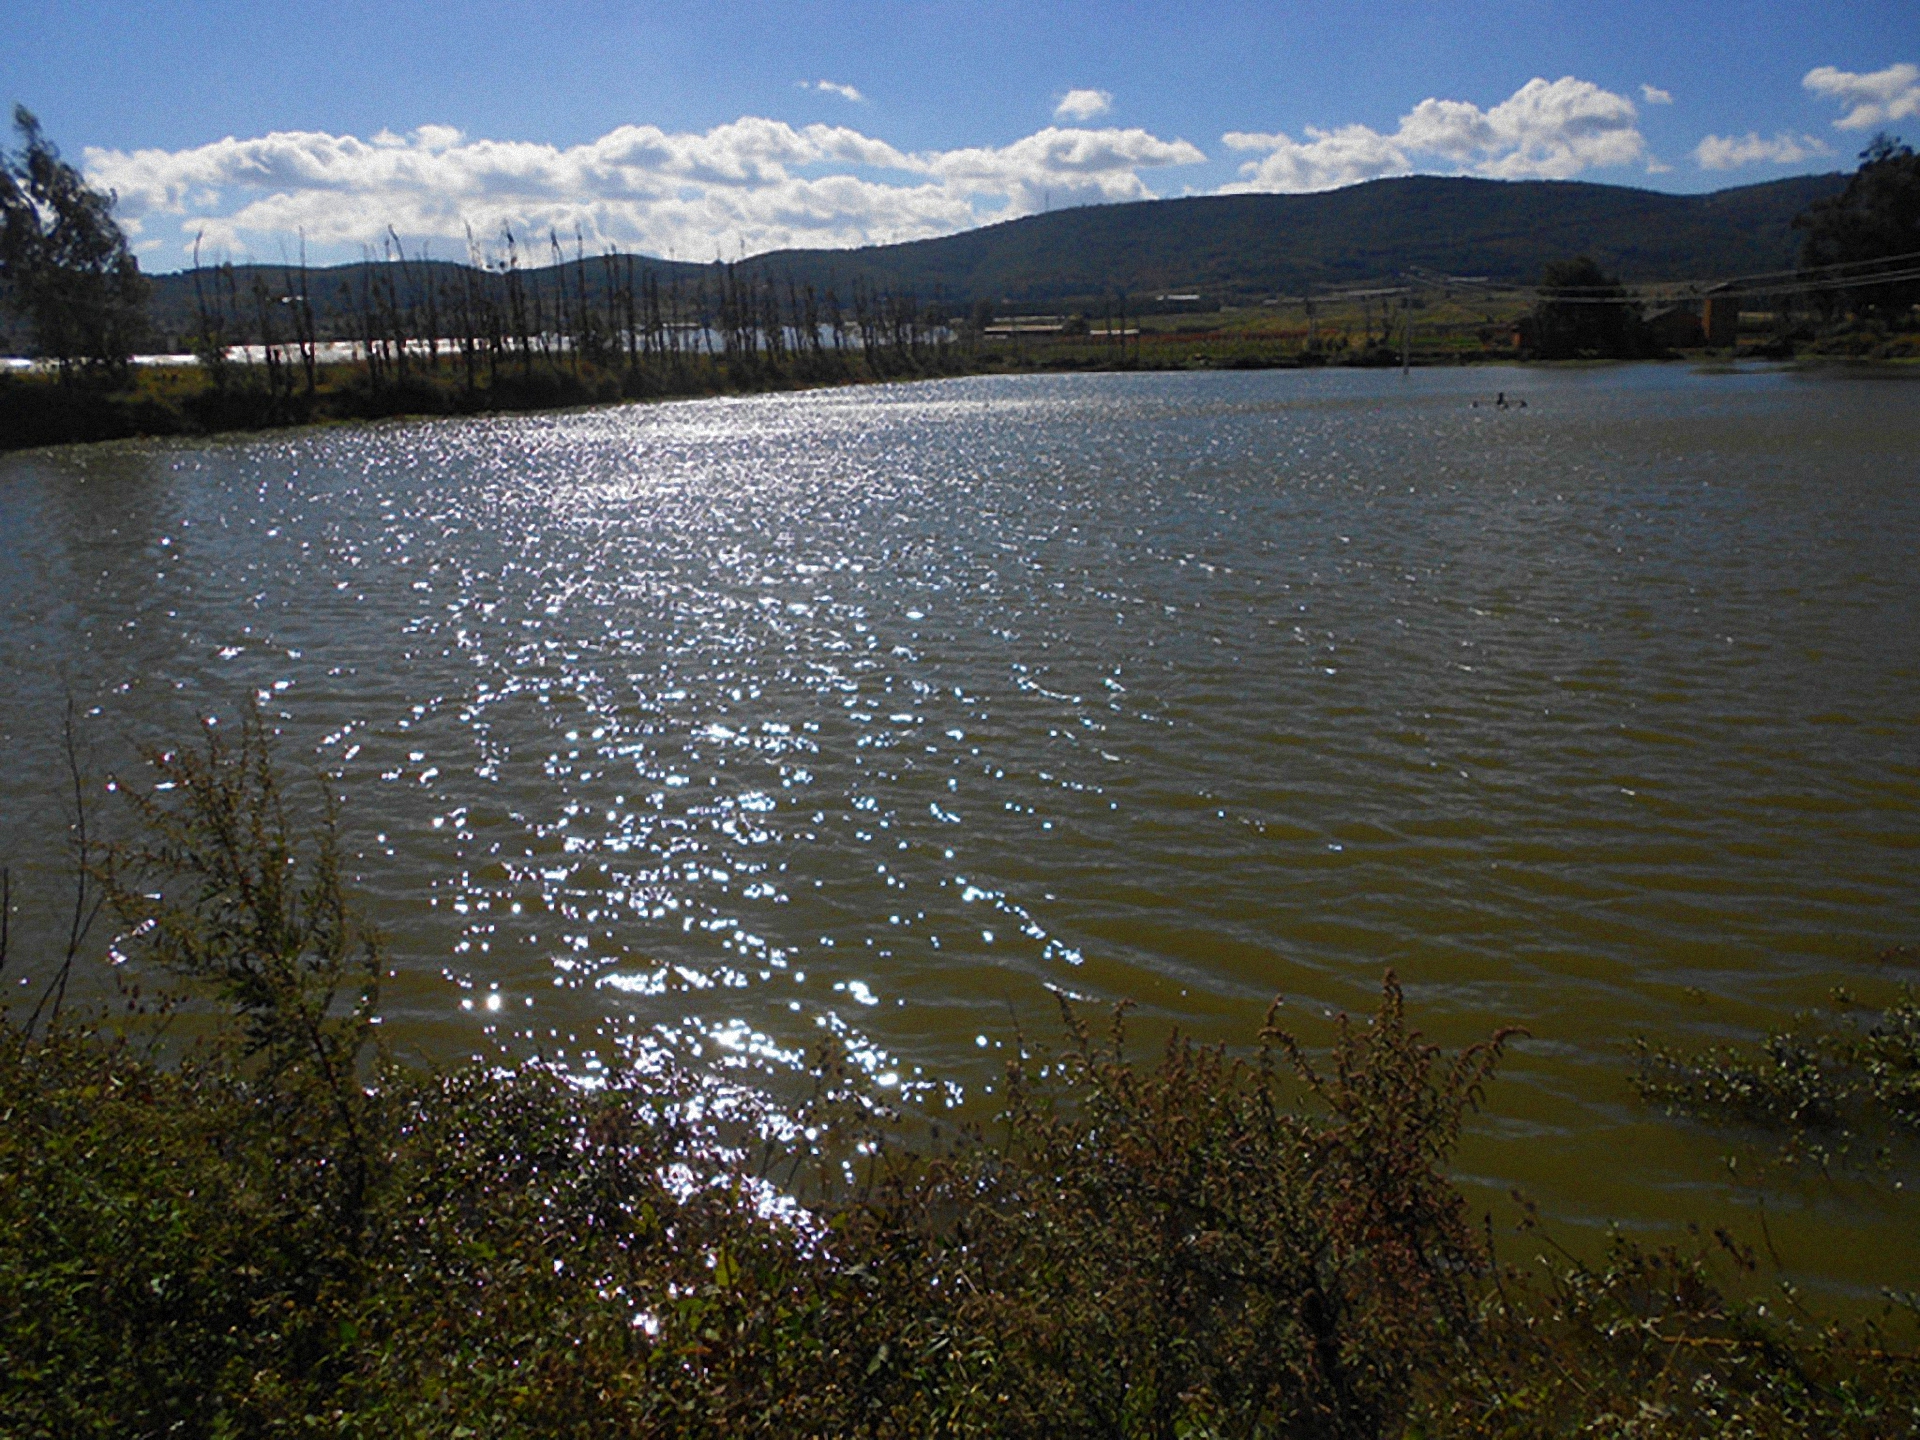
[
  {"x1": 746, "y1": 171, "x2": 1847, "y2": 301},
  {"x1": 135, "y1": 170, "x2": 1845, "y2": 343}
]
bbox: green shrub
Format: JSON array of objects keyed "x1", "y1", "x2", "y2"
[
  {"x1": 1410, "y1": 1223, "x2": 1920, "y2": 1438},
  {"x1": 1635, "y1": 968, "x2": 1920, "y2": 1171}
]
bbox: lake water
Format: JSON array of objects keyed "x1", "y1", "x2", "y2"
[{"x1": 3, "y1": 364, "x2": 1917, "y2": 1299}]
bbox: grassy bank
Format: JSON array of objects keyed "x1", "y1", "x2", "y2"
[
  {"x1": 6, "y1": 289, "x2": 1916, "y2": 454},
  {"x1": 2, "y1": 714, "x2": 1916, "y2": 1438},
  {"x1": 0, "y1": 348, "x2": 975, "y2": 453},
  {"x1": 0, "y1": 336, "x2": 1454, "y2": 454},
  {"x1": 0, "y1": 348, "x2": 1393, "y2": 453}
]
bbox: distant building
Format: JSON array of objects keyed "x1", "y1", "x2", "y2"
[
  {"x1": 1701, "y1": 290, "x2": 1739, "y2": 348},
  {"x1": 983, "y1": 321, "x2": 1066, "y2": 336},
  {"x1": 1644, "y1": 304, "x2": 1706, "y2": 349}
]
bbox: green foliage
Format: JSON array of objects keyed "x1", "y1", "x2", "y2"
[
  {"x1": 872, "y1": 988, "x2": 1511, "y2": 1439},
  {"x1": 0, "y1": 106, "x2": 147, "y2": 380},
  {"x1": 2, "y1": 721, "x2": 1917, "y2": 1435},
  {"x1": 1, "y1": 1023, "x2": 259, "y2": 1436},
  {"x1": 1529, "y1": 256, "x2": 1644, "y2": 359},
  {"x1": 1411, "y1": 1224, "x2": 1920, "y2": 1438},
  {"x1": 1635, "y1": 966, "x2": 1920, "y2": 1172},
  {"x1": 104, "y1": 711, "x2": 385, "y2": 1230},
  {"x1": 1796, "y1": 134, "x2": 1920, "y2": 320}
]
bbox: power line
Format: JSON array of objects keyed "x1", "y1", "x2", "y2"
[{"x1": 1280, "y1": 262, "x2": 1920, "y2": 308}]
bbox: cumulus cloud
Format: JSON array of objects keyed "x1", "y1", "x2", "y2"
[
  {"x1": 1054, "y1": 89, "x2": 1113, "y2": 122},
  {"x1": 1640, "y1": 84, "x2": 1673, "y2": 105},
  {"x1": 801, "y1": 80, "x2": 865, "y2": 103},
  {"x1": 1221, "y1": 124, "x2": 1411, "y2": 192},
  {"x1": 927, "y1": 126, "x2": 1201, "y2": 212},
  {"x1": 84, "y1": 116, "x2": 1205, "y2": 264},
  {"x1": 1803, "y1": 62, "x2": 1920, "y2": 131},
  {"x1": 1221, "y1": 76, "x2": 1645, "y2": 193},
  {"x1": 1692, "y1": 131, "x2": 1833, "y2": 170}
]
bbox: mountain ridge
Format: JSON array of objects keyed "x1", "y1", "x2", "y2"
[{"x1": 132, "y1": 171, "x2": 1845, "y2": 342}]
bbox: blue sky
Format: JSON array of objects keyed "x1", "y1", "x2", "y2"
[{"x1": 4, "y1": 1, "x2": 1915, "y2": 268}]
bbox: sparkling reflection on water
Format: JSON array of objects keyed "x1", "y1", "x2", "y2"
[{"x1": 3, "y1": 365, "x2": 1918, "y2": 1297}]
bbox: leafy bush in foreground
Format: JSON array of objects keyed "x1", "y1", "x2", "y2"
[{"x1": 1, "y1": 715, "x2": 1916, "y2": 1436}]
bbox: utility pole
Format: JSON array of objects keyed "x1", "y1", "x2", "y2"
[{"x1": 1400, "y1": 283, "x2": 1412, "y2": 375}]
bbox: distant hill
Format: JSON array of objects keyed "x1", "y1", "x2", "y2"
[
  {"x1": 140, "y1": 171, "x2": 1844, "y2": 342},
  {"x1": 739, "y1": 172, "x2": 1846, "y2": 303}
]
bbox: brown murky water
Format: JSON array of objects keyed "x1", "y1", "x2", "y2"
[{"x1": 3, "y1": 364, "x2": 1917, "y2": 1300}]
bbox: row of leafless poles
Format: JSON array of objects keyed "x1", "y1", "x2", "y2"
[{"x1": 187, "y1": 226, "x2": 955, "y2": 404}]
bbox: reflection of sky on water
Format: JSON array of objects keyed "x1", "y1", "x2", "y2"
[
  {"x1": 4, "y1": 366, "x2": 1920, "y2": 1296},
  {"x1": 291, "y1": 384, "x2": 1204, "y2": 1105}
]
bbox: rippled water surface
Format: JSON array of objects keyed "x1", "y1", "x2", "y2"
[{"x1": 4, "y1": 365, "x2": 1918, "y2": 1295}]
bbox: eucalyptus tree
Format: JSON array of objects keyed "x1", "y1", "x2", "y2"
[
  {"x1": 0, "y1": 106, "x2": 148, "y2": 380},
  {"x1": 1796, "y1": 132, "x2": 1920, "y2": 320}
]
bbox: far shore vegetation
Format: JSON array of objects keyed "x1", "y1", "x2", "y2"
[
  {"x1": 3, "y1": 108, "x2": 1918, "y2": 453},
  {"x1": 1, "y1": 708, "x2": 1917, "y2": 1437}
]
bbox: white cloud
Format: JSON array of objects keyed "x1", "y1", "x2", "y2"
[
  {"x1": 928, "y1": 126, "x2": 1202, "y2": 211},
  {"x1": 1222, "y1": 76, "x2": 1645, "y2": 193},
  {"x1": 1803, "y1": 62, "x2": 1920, "y2": 131},
  {"x1": 1054, "y1": 89, "x2": 1113, "y2": 122},
  {"x1": 1640, "y1": 84, "x2": 1673, "y2": 106},
  {"x1": 1692, "y1": 131, "x2": 1834, "y2": 170},
  {"x1": 1221, "y1": 124, "x2": 1412, "y2": 192},
  {"x1": 84, "y1": 117, "x2": 1205, "y2": 265},
  {"x1": 802, "y1": 80, "x2": 865, "y2": 103}
]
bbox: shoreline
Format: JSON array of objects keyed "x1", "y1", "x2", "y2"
[{"x1": 5, "y1": 347, "x2": 1911, "y2": 456}]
